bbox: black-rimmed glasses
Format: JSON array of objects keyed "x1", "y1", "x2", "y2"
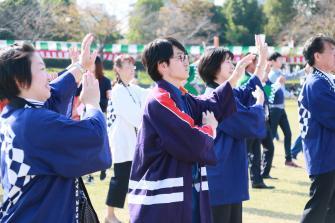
[{"x1": 171, "y1": 54, "x2": 189, "y2": 62}]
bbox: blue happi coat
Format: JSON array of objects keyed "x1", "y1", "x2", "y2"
[
  {"x1": 0, "y1": 71, "x2": 111, "y2": 223},
  {"x1": 128, "y1": 79, "x2": 236, "y2": 223},
  {"x1": 298, "y1": 68, "x2": 335, "y2": 175},
  {"x1": 206, "y1": 75, "x2": 266, "y2": 206}
]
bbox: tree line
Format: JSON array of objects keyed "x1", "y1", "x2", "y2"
[{"x1": 0, "y1": 0, "x2": 334, "y2": 47}]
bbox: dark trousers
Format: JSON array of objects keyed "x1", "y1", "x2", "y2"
[
  {"x1": 269, "y1": 108, "x2": 292, "y2": 161},
  {"x1": 247, "y1": 138, "x2": 263, "y2": 184},
  {"x1": 211, "y1": 203, "x2": 242, "y2": 223},
  {"x1": 261, "y1": 121, "x2": 275, "y2": 177},
  {"x1": 106, "y1": 161, "x2": 132, "y2": 208},
  {"x1": 301, "y1": 169, "x2": 335, "y2": 223}
]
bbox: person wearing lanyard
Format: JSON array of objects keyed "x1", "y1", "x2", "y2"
[{"x1": 105, "y1": 54, "x2": 149, "y2": 223}]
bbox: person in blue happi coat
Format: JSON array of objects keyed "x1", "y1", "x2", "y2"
[
  {"x1": 0, "y1": 34, "x2": 112, "y2": 223},
  {"x1": 198, "y1": 36, "x2": 268, "y2": 223},
  {"x1": 298, "y1": 34, "x2": 335, "y2": 223}
]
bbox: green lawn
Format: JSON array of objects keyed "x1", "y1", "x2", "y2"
[{"x1": 86, "y1": 99, "x2": 310, "y2": 223}]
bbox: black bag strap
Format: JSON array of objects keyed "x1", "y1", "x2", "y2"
[{"x1": 78, "y1": 177, "x2": 100, "y2": 223}]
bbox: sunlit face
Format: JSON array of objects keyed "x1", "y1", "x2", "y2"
[
  {"x1": 116, "y1": 61, "x2": 136, "y2": 83},
  {"x1": 166, "y1": 46, "x2": 189, "y2": 82},
  {"x1": 315, "y1": 42, "x2": 335, "y2": 73},
  {"x1": 22, "y1": 52, "x2": 51, "y2": 102},
  {"x1": 217, "y1": 56, "x2": 234, "y2": 82}
]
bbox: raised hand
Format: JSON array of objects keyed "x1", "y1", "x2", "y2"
[
  {"x1": 79, "y1": 71, "x2": 100, "y2": 109},
  {"x1": 236, "y1": 54, "x2": 256, "y2": 71},
  {"x1": 254, "y1": 34, "x2": 269, "y2": 81},
  {"x1": 255, "y1": 34, "x2": 268, "y2": 67},
  {"x1": 68, "y1": 47, "x2": 80, "y2": 65},
  {"x1": 229, "y1": 54, "x2": 256, "y2": 87},
  {"x1": 79, "y1": 33, "x2": 98, "y2": 71}
]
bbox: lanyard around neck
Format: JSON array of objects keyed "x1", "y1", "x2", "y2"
[{"x1": 120, "y1": 82, "x2": 140, "y2": 107}]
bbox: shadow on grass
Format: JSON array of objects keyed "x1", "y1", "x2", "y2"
[
  {"x1": 274, "y1": 189, "x2": 308, "y2": 197},
  {"x1": 280, "y1": 178, "x2": 310, "y2": 187},
  {"x1": 244, "y1": 207, "x2": 301, "y2": 221}
]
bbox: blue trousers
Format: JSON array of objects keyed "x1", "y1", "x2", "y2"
[{"x1": 291, "y1": 136, "x2": 302, "y2": 158}]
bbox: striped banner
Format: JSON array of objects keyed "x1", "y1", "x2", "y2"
[{"x1": 0, "y1": 40, "x2": 306, "y2": 63}]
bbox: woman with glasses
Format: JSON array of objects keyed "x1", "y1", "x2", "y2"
[{"x1": 105, "y1": 54, "x2": 149, "y2": 223}]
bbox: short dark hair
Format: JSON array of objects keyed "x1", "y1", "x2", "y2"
[
  {"x1": 268, "y1": 52, "x2": 282, "y2": 61},
  {"x1": 141, "y1": 37, "x2": 187, "y2": 81},
  {"x1": 303, "y1": 34, "x2": 335, "y2": 66},
  {"x1": 197, "y1": 47, "x2": 234, "y2": 84},
  {"x1": 0, "y1": 43, "x2": 35, "y2": 100}
]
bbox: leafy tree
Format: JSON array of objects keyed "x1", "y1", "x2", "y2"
[
  {"x1": 157, "y1": 0, "x2": 218, "y2": 44},
  {"x1": 0, "y1": 28, "x2": 15, "y2": 39},
  {"x1": 223, "y1": 0, "x2": 264, "y2": 45},
  {"x1": 281, "y1": 0, "x2": 335, "y2": 45},
  {"x1": 209, "y1": 5, "x2": 228, "y2": 45},
  {"x1": 79, "y1": 4, "x2": 122, "y2": 55},
  {"x1": 127, "y1": 0, "x2": 164, "y2": 43},
  {"x1": 263, "y1": 0, "x2": 296, "y2": 44},
  {"x1": 40, "y1": 0, "x2": 73, "y2": 5},
  {"x1": 0, "y1": 0, "x2": 122, "y2": 46}
]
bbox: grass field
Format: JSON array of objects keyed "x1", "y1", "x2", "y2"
[{"x1": 85, "y1": 99, "x2": 310, "y2": 223}]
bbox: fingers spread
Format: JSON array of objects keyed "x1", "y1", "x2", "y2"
[{"x1": 81, "y1": 34, "x2": 91, "y2": 51}]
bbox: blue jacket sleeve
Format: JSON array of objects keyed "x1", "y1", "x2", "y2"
[
  {"x1": 307, "y1": 78, "x2": 335, "y2": 131},
  {"x1": 44, "y1": 71, "x2": 77, "y2": 116},
  {"x1": 23, "y1": 108, "x2": 111, "y2": 178},
  {"x1": 233, "y1": 75, "x2": 263, "y2": 107},
  {"x1": 190, "y1": 81, "x2": 237, "y2": 123},
  {"x1": 147, "y1": 92, "x2": 217, "y2": 165},
  {"x1": 217, "y1": 100, "x2": 266, "y2": 140}
]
